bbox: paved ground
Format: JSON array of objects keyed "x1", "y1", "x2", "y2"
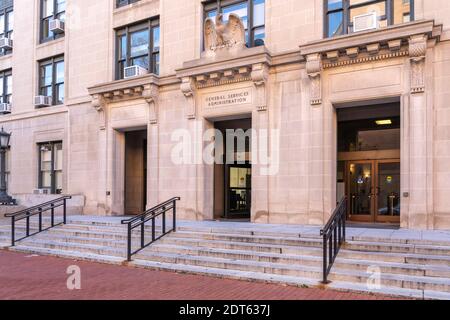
[{"x1": 0, "y1": 250, "x2": 402, "y2": 300}]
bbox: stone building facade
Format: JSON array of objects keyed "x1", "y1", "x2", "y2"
[{"x1": 0, "y1": 0, "x2": 449, "y2": 230}]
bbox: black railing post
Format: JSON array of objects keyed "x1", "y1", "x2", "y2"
[
  {"x1": 141, "y1": 216, "x2": 145, "y2": 249},
  {"x1": 152, "y1": 217, "x2": 155, "y2": 242},
  {"x1": 127, "y1": 223, "x2": 132, "y2": 261},
  {"x1": 26, "y1": 212, "x2": 30, "y2": 237},
  {"x1": 11, "y1": 218, "x2": 15, "y2": 247},
  {"x1": 51, "y1": 203, "x2": 55, "y2": 227},
  {"x1": 322, "y1": 233, "x2": 327, "y2": 283},
  {"x1": 173, "y1": 200, "x2": 177, "y2": 232},
  {"x1": 162, "y1": 206, "x2": 166, "y2": 234},
  {"x1": 343, "y1": 205, "x2": 346, "y2": 242},
  {"x1": 63, "y1": 198, "x2": 67, "y2": 224},
  {"x1": 38, "y1": 208, "x2": 42, "y2": 232}
]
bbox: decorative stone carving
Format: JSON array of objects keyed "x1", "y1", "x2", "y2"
[
  {"x1": 204, "y1": 13, "x2": 246, "y2": 56},
  {"x1": 142, "y1": 84, "x2": 159, "y2": 124},
  {"x1": 251, "y1": 63, "x2": 269, "y2": 111},
  {"x1": 181, "y1": 77, "x2": 196, "y2": 119},
  {"x1": 306, "y1": 53, "x2": 322, "y2": 105},
  {"x1": 91, "y1": 94, "x2": 106, "y2": 130},
  {"x1": 409, "y1": 34, "x2": 427, "y2": 94}
]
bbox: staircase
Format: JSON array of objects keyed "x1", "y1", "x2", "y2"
[{"x1": 1, "y1": 217, "x2": 450, "y2": 300}]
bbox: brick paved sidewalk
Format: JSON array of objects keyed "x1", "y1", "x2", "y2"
[{"x1": 0, "y1": 250, "x2": 401, "y2": 300}]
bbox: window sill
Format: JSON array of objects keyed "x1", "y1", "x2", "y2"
[
  {"x1": 37, "y1": 36, "x2": 65, "y2": 49},
  {"x1": 113, "y1": 0, "x2": 154, "y2": 14}
]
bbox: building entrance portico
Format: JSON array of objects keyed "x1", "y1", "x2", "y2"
[{"x1": 336, "y1": 103, "x2": 401, "y2": 225}]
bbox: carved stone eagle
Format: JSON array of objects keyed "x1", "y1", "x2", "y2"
[{"x1": 204, "y1": 13, "x2": 246, "y2": 54}]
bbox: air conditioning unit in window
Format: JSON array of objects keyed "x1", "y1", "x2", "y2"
[
  {"x1": 49, "y1": 19, "x2": 65, "y2": 34},
  {"x1": 353, "y1": 12, "x2": 378, "y2": 33},
  {"x1": 34, "y1": 95, "x2": 53, "y2": 108},
  {"x1": 124, "y1": 65, "x2": 148, "y2": 79},
  {"x1": 33, "y1": 188, "x2": 50, "y2": 195},
  {"x1": 0, "y1": 36, "x2": 13, "y2": 50},
  {"x1": 0, "y1": 103, "x2": 11, "y2": 114}
]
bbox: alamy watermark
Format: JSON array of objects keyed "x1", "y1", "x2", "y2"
[
  {"x1": 66, "y1": 265, "x2": 81, "y2": 290},
  {"x1": 170, "y1": 121, "x2": 280, "y2": 176}
]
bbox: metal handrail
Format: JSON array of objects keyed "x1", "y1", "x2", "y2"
[
  {"x1": 121, "y1": 197, "x2": 180, "y2": 261},
  {"x1": 4, "y1": 195, "x2": 72, "y2": 246},
  {"x1": 320, "y1": 197, "x2": 347, "y2": 284}
]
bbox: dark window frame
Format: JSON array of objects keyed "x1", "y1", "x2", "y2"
[
  {"x1": 38, "y1": 141, "x2": 63, "y2": 195},
  {"x1": 0, "y1": 4, "x2": 13, "y2": 56},
  {"x1": 0, "y1": 68, "x2": 12, "y2": 105},
  {"x1": 203, "y1": 0, "x2": 266, "y2": 48},
  {"x1": 116, "y1": 0, "x2": 141, "y2": 8},
  {"x1": 324, "y1": 0, "x2": 415, "y2": 38},
  {"x1": 38, "y1": 55, "x2": 64, "y2": 106},
  {"x1": 40, "y1": 0, "x2": 66, "y2": 43},
  {"x1": 115, "y1": 18, "x2": 160, "y2": 80}
]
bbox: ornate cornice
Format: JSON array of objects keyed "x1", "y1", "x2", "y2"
[
  {"x1": 299, "y1": 20, "x2": 443, "y2": 103},
  {"x1": 299, "y1": 20, "x2": 442, "y2": 71},
  {"x1": 88, "y1": 74, "x2": 161, "y2": 126}
]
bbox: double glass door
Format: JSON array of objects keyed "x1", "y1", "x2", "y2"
[{"x1": 347, "y1": 160, "x2": 400, "y2": 223}]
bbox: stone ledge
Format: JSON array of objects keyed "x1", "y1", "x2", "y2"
[{"x1": 299, "y1": 20, "x2": 441, "y2": 56}]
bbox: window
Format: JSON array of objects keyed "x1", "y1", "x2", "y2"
[
  {"x1": 204, "y1": 0, "x2": 265, "y2": 48},
  {"x1": 0, "y1": 69, "x2": 11, "y2": 105},
  {"x1": 116, "y1": 19, "x2": 160, "y2": 79},
  {"x1": 0, "y1": 2, "x2": 13, "y2": 56},
  {"x1": 0, "y1": 146, "x2": 10, "y2": 190},
  {"x1": 117, "y1": 0, "x2": 141, "y2": 8},
  {"x1": 39, "y1": 56, "x2": 64, "y2": 105},
  {"x1": 38, "y1": 141, "x2": 63, "y2": 194},
  {"x1": 40, "y1": 0, "x2": 65, "y2": 42},
  {"x1": 325, "y1": 0, "x2": 414, "y2": 38}
]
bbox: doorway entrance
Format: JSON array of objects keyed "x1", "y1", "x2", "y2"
[
  {"x1": 347, "y1": 159, "x2": 400, "y2": 223},
  {"x1": 213, "y1": 118, "x2": 252, "y2": 220},
  {"x1": 336, "y1": 101, "x2": 401, "y2": 225},
  {"x1": 124, "y1": 130, "x2": 147, "y2": 215}
]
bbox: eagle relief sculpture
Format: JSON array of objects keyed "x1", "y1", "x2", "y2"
[{"x1": 204, "y1": 13, "x2": 246, "y2": 56}]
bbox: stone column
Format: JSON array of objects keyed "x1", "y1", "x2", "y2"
[
  {"x1": 91, "y1": 95, "x2": 108, "y2": 215},
  {"x1": 407, "y1": 34, "x2": 431, "y2": 228},
  {"x1": 251, "y1": 63, "x2": 270, "y2": 223},
  {"x1": 143, "y1": 85, "x2": 159, "y2": 209},
  {"x1": 306, "y1": 54, "x2": 324, "y2": 224}
]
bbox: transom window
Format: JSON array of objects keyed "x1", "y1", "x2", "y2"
[
  {"x1": 325, "y1": 0, "x2": 414, "y2": 38},
  {"x1": 116, "y1": 0, "x2": 141, "y2": 8},
  {"x1": 0, "y1": 2, "x2": 13, "y2": 56},
  {"x1": 40, "y1": 0, "x2": 66, "y2": 42},
  {"x1": 204, "y1": 0, "x2": 266, "y2": 48},
  {"x1": 39, "y1": 56, "x2": 64, "y2": 106},
  {"x1": 116, "y1": 19, "x2": 160, "y2": 80}
]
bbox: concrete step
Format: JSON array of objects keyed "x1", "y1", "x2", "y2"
[
  {"x1": 149, "y1": 243, "x2": 450, "y2": 278},
  {"x1": 133, "y1": 249, "x2": 450, "y2": 292},
  {"x1": 346, "y1": 241, "x2": 450, "y2": 256},
  {"x1": 15, "y1": 237, "x2": 126, "y2": 257},
  {"x1": 130, "y1": 258, "x2": 429, "y2": 299},
  {"x1": 10, "y1": 245, "x2": 124, "y2": 265}
]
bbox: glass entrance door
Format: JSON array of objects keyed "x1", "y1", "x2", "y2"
[
  {"x1": 375, "y1": 160, "x2": 401, "y2": 223},
  {"x1": 225, "y1": 164, "x2": 251, "y2": 218},
  {"x1": 348, "y1": 161, "x2": 374, "y2": 221},
  {"x1": 347, "y1": 160, "x2": 400, "y2": 223}
]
